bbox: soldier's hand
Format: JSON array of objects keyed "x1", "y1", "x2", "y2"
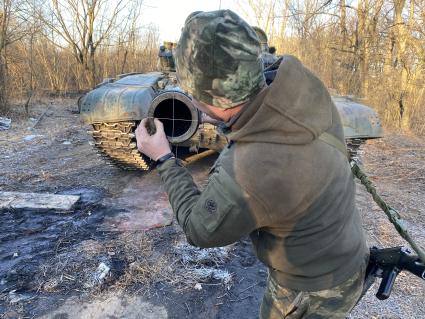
[{"x1": 136, "y1": 118, "x2": 171, "y2": 161}]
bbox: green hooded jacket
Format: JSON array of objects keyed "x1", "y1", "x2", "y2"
[{"x1": 157, "y1": 55, "x2": 368, "y2": 291}]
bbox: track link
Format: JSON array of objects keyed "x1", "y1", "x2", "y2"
[
  {"x1": 346, "y1": 138, "x2": 365, "y2": 163},
  {"x1": 89, "y1": 121, "x2": 153, "y2": 171}
]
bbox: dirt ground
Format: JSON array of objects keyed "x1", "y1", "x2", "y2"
[{"x1": 0, "y1": 98, "x2": 424, "y2": 319}]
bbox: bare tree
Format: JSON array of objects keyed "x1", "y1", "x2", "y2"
[
  {"x1": 237, "y1": 0, "x2": 279, "y2": 39},
  {"x1": 392, "y1": 0, "x2": 409, "y2": 129},
  {"x1": 38, "y1": 0, "x2": 142, "y2": 89},
  {"x1": 0, "y1": 0, "x2": 29, "y2": 109}
]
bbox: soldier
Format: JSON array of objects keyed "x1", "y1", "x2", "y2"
[
  {"x1": 157, "y1": 42, "x2": 175, "y2": 72},
  {"x1": 136, "y1": 10, "x2": 369, "y2": 319},
  {"x1": 252, "y1": 26, "x2": 278, "y2": 68}
]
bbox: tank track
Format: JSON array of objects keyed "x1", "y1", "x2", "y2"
[
  {"x1": 89, "y1": 123, "x2": 366, "y2": 171},
  {"x1": 346, "y1": 138, "x2": 364, "y2": 163},
  {"x1": 88, "y1": 121, "x2": 153, "y2": 171}
]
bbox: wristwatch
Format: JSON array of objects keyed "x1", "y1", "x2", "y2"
[{"x1": 156, "y1": 152, "x2": 175, "y2": 166}]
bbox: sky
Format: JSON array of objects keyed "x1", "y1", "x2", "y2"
[{"x1": 140, "y1": 0, "x2": 243, "y2": 42}]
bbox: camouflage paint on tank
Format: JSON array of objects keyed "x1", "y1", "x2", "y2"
[
  {"x1": 79, "y1": 73, "x2": 163, "y2": 124},
  {"x1": 333, "y1": 96, "x2": 384, "y2": 139}
]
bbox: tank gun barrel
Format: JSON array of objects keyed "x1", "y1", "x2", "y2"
[{"x1": 148, "y1": 90, "x2": 200, "y2": 144}]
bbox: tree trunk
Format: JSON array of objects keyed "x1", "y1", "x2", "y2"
[
  {"x1": 393, "y1": 0, "x2": 409, "y2": 130},
  {"x1": 0, "y1": 4, "x2": 8, "y2": 110},
  {"x1": 88, "y1": 48, "x2": 96, "y2": 89},
  {"x1": 0, "y1": 54, "x2": 7, "y2": 110},
  {"x1": 340, "y1": 0, "x2": 347, "y2": 44},
  {"x1": 357, "y1": 0, "x2": 370, "y2": 97}
]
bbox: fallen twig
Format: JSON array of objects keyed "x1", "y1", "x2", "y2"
[
  {"x1": 237, "y1": 282, "x2": 259, "y2": 295},
  {"x1": 185, "y1": 302, "x2": 191, "y2": 314},
  {"x1": 32, "y1": 105, "x2": 51, "y2": 129},
  {"x1": 230, "y1": 295, "x2": 253, "y2": 302}
]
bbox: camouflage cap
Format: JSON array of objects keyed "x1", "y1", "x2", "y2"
[
  {"x1": 175, "y1": 10, "x2": 265, "y2": 109},
  {"x1": 184, "y1": 11, "x2": 203, "y2": 24}
]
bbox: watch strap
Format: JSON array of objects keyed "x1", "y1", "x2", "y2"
[{"x1": 156, "y1": 152, "x2": 175, "y2": 166}]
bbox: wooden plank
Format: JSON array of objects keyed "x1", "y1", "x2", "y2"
[
  {"x1": 184, "y1": 150, "x2": 217, "y2": 165},
  {"x1": 0, "y1": 191, "x2": 80, "y2": 211}
]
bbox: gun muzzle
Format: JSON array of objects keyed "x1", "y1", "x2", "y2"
[{"x1": 148, "y1": 91, "x2": 199, "y2": 144}]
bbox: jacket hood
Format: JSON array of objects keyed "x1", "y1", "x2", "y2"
[{"x1": 227, "y1": 55, "x2": 334, "y2": 145}]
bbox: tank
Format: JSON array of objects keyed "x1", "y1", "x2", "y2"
[
  {"x1": 78, "y1": 70, "x2": 227, "y2": 170},
  {"x1": 79, "y1": 39, "x2": 383, "y2": 170}
]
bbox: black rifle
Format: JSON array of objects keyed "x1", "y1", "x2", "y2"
[{"x1": 363, "y1": 246, "x2": 425, "y2": 300}]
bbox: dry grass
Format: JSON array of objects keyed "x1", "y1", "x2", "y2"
[
  {"x1": 37, "y1": 232, "x2": 169, "y2": 294},
  {"x1": 111, "y1": 233, "x2": 177, "y2": 290},
  {"x1": 36, "y1": 228, "x2": 234, "y2": 298}
]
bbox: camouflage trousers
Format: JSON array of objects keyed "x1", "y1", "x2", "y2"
[{"x1": 260, "y1": 262, "x2": 367, "y2": 319}]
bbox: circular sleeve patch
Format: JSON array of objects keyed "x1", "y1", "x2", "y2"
[{"x1": 204, "y1": 199, "x2": 217, "y2": 214}]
